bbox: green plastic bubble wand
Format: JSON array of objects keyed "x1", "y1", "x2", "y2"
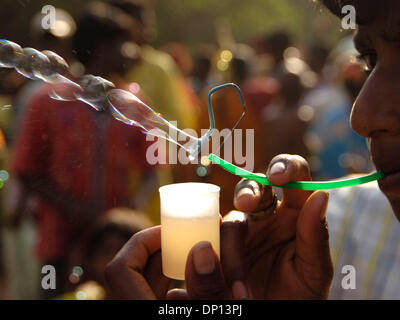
[{"x1": 203, "y1": 83, "x2": 386, "y2": 190}]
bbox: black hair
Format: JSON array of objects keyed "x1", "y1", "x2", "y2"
[
  {"x1": 321, "y1": 0, "x2": 400, "y2": 41},
  {"x1": 85, "y1": 209, "x2": 153, "y2": 258},
  {"x1": 109, "y1": 0, "x2": 146, "y2": 25},
  {"x1": 321, "y1": 0, "x2": 381, "y2": 25},
  {"x1": 73, "y1": 2, "x2": 133, "y2": 65},
  {"x1": 264, "y1": 31, "x2": 292, "y2": 62}
]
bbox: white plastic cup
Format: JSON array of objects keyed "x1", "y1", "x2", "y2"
[{"x1": 159, "y1": 182, "x2": 220, "y2": 280}]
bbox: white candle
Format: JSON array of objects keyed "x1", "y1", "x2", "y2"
[{"x1": 159, "y1": 182, "x2": 220, "y2": 280}]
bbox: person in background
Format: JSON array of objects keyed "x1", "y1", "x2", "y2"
[
  {"x1": 189, "y1": 47, "x2": 215, "y2": 96},
  {"x1": 254, "y1": 30, "x2": 293, "y2": 78},
  {"x1": 303, "y1": 38, "x2": 372, "y2": 179},
  {"x1": 262, "y1": 68, "x2": 310, "y2": 165},
  {"x1": 1, "y1": 7, "x2": 77, "y2": 300},
  {"x1": 198, "y1": 54, "x2": 265, "y2": 214},
  {"x1": 110, "y1": 0, "x2": 202, "y2": 204},
  {"x1": 57, "y1": 208, "x2": 153, "y2": 300},
  {"x1": 111, "y1": 0, "x2": 200, "y2": 131},
  {"x1": 10, "y1": 3, "x2": 157, "y2": 299}
]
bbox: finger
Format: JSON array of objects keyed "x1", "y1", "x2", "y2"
[
  {"x1": 105, "y1": 226, "x2": 168, "y2": 299},
  {"x1": 166, "y1": 289, "x2": 189, "y2": 300},
  {"x1": 294, "y1": 191, "x2": 333, "y2": 298},
  {"x1": 234, "y1": 178, "x2": 274, "y2": 213},
  {"x1": 221, "y1": 211, "x2": 249, "y2": 299},
  {"x1": 267, "y1": 154, "x2": 313, "y2": 210},
  {"x1": 143, "y1": 251, "x2": 170, "y2": 299},
  {"x1": 115, "y1": 226, "x2": 162, "y2": 272},
  {"x1": 185, "y1": 241, "x2": 226, "y2": 300}
]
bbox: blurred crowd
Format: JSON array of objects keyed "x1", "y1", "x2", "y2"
[{"x1": 0, "y1": 0, "x2": 376, "y2": 300}]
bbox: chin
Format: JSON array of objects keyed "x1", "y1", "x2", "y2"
[
  {"x1": 377, "y1": 175, "x2": 400, "y2": 221},
  {"x1": 384, "y1": 195, "x2": 400, "y2": 222}
]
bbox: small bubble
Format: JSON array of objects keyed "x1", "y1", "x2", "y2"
[
  {"x1": 0, "y1": 170, "x2": 9, "y2": 181},
  {"x1": 200, "y1": 155, "x2": 211, "y2": 167},
  {"x1": 75, "y1": 75, "x2": 114, "y2": 111},
  {"x1": 0, "y1": 39, "x2": 23, "y2": 68},
  {"x1": 15, "y1": 48, "x2": 52, "y2": 80},
  {"x1": 69, "y1": 273, "x2": 80, "y2": 284},
  {"x1": 42, "y1": 50, "x2": 69, "y2": 77},
  {"x1": 48, "y1": 76, "x2": 83, "y2": 101},
  {"x1": 75, "y1": 290, "x2": 86, "y2": 300},
  {"x1": 196, "y1": 166, "x2": 207, "y2": 177},
  {"x1": 72, "y1": 266, "x2": 83, "y2": 277}
]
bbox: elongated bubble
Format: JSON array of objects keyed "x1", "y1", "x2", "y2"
[
  {"x1": 75, "y1": 75, "x2": 114, "y2": 111},
  {"x1": 42, "y1": 50, "x2": 70, "y2": 78},
  {"x1": 48, "y1": 75, "x2": 84, "y2": 101},
  {"x1": 107, "y1": 89, "x2": 201, "y2": 154},
  {"x1": 0, "y1": 39, "x2": 207, "y2": 159},
  {"x1": 0, "y1": 40, "x2": 23, "y2": 68},
  {"x1": 15, "y1": 48, "x2": 52, "y2": 80}
]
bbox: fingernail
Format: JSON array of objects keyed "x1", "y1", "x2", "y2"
[
  {"x1": 314, "y1": 191, "x2": 329, "y2": 220},
  {"x1": 269, "y1": 162, "x2": 286, "y2": 176},
  {"x1": 232, "y1": 281, "x2": 248, "y2": 300},
  {"x1": 193, "y1": 242, "x2": 216, "y2": 275},
  {"x1": 237, "y1": 187, "x2": 255, "y2": 199}
]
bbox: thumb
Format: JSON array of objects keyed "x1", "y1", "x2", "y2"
[
  {"x1": 185, "y1": 241, "x2": 226, "y2": 300},
  {"x1": 295, "y1": 191, "x2": 333, "y2": 298}
]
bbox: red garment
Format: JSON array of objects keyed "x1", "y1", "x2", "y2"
[
  {"x1": 242, "y1": 77, "x2": 279, "y2": 113},
  {"x1": 12, "y1": 85, "x2": 154, "y2": 261}
]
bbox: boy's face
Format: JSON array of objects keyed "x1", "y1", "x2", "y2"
[{"x1": 350, "y1": 2, "x2": 400, "y2": 219}]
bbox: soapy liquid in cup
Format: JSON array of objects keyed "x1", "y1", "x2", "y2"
[{"x1": 159, "y1": 183, "x2": 220, "y2": 280}]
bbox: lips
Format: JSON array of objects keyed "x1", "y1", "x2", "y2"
[
  {"x1": 378, "y1": 171, "x2": 400, "y2": 194},
  {"x1": 369, "y1": 137, "x2": 400, "y2": 195}
]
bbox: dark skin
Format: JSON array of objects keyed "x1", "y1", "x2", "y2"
[
  {"x1": 105, "y1": 155, "x2": 333, "y2": 299},
  {"x1": 106, "y1": 2, "x2": 400, "y2": 299},
  {"x1": 350, "y1": 5, "x2": 400, "y2": 221}
]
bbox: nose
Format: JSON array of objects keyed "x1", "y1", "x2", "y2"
[{"x1": 350, "y1": 67, "x2": 400, "y2": 138}]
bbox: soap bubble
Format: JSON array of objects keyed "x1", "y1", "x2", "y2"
[
  {"x1": 48, "y1": 76, "x2": 84, "y2": 101},
  {"x1": 0, "y1": 170, "x2": 9, "y2": 181},
  {"x1": 15, "y1": 48, "x2": 52, "y2": 80},
  {"x1": 0, "y1": 39, "x2": 23, "y2": 68},
  {"x1": 107, "y1": 89, "x2": 200, "y2": 153},
  {"x1": 75, "y1": 75, "x2": 114, "y2": 111},
  {"x1": 42, "y1": 50, "x2": 70, "y2": 77},
  {"x1": 0, "y1": 39, "x2": 209, "y2": 159}
]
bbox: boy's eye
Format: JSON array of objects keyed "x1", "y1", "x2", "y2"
[{"x1": 357, "y1": 52, "x2": 377, "y2": 73}]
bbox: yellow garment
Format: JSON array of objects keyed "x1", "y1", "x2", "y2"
[{"x1": 126, "y1": 46, "x2": 198, "y2": 130}]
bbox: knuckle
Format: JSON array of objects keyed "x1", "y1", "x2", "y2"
[
  {"x1": 190, "y1": 277, "x2": 226, "y2": 300},
  {"x1": 104, "y1": 257, "x2": 125, "y2": 286},
  {"x1": 290, "y1": 154, "x2": 310, "y2": 172}
]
